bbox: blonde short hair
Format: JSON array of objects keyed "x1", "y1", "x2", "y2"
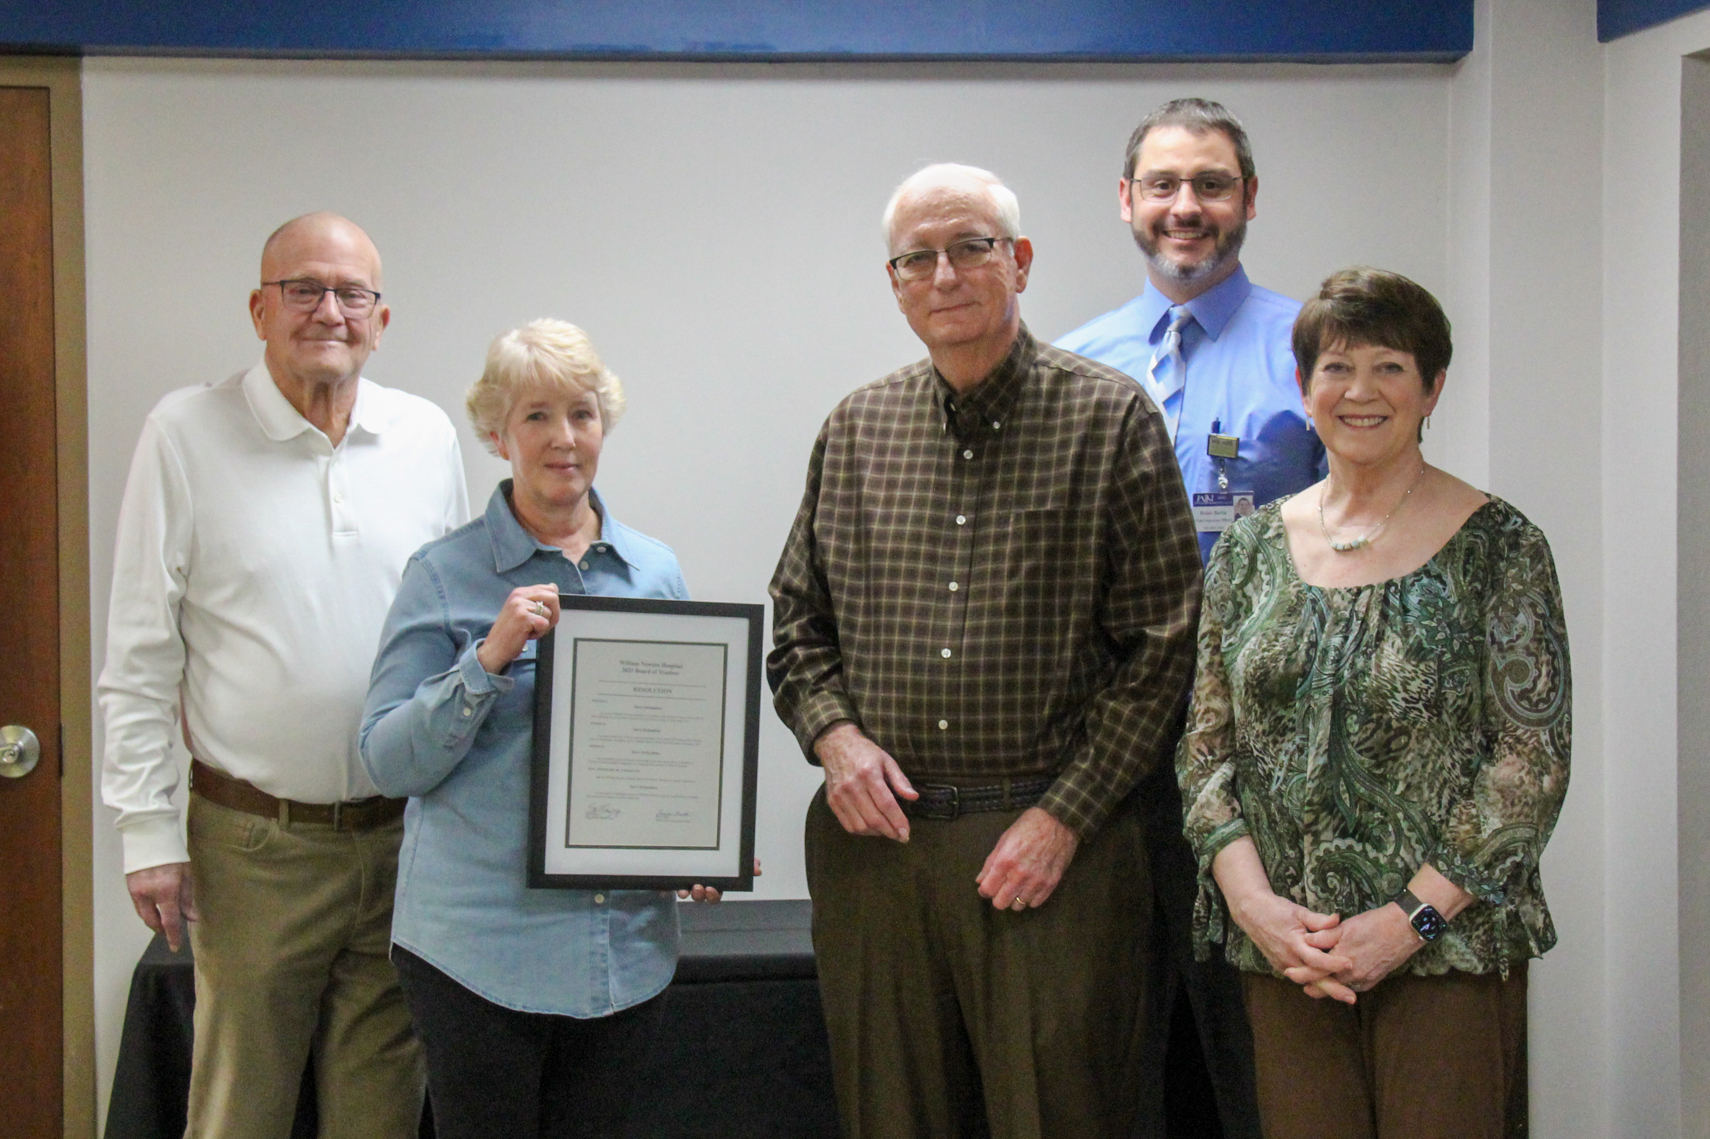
[{"x1": 466, "y1": 319, "x2": 626, "y2": 456}]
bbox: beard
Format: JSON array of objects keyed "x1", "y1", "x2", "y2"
[{"x1": 1134, "y1": 215, "x2": 1247, "y2": 285}]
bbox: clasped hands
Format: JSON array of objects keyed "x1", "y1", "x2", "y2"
[
  {"x1": 812, "y1": 722, "x2": 1078, "y2": 911},
  {"x1": 1213, "y1": 836, "x2": 1465, "y2": 1004}
]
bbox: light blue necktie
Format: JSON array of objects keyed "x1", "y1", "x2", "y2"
[{"x1": 1145, "y1": 305, "x2": 1192, "y2": 441}]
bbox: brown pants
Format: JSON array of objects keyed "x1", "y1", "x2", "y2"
[
  {"x1": 804, "y1": 786, "x2": 1151, "y2": 1139},
  {"x1": 1241, "y1": 965, "x2": 1528, "y2": 1139}
]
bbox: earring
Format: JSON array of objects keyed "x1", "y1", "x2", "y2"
[
  {"x1": 1306, "y1": 416, "x2": 1316, "y2": 433},
  {"x1": 1425, "y1": 415, "x2": 1432, "y2": 431}
]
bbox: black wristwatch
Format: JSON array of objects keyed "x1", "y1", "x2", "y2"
[{"x1": 1392, "y1": 888, "x2": 1448, "y2": 942}]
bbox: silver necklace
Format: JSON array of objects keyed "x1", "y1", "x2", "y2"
[{"x1": 1318, "y1": 465, "x2": 1428, "y2": 553}]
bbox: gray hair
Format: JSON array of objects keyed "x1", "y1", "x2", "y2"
[
  {"x1": 466, "y1": 319, "x2": 626, "y2": 457},
  {"x1": 881, "y1": 163, "x2": 1021, "y2": 250},
  {"x1": 1124, "y1": 98, "x2": 1256, "y2": 182}
]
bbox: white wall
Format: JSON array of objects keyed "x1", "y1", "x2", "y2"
[
  {"x1": 1445, "y1": 1, "x2": 1615, "y2": 1135},
  {"x1": 81, "y1": 56, "x2": 1459, "y2": 1131},
  {"x1": 1603, "y1": 11, "x2": 1710, "y2": 1139}
]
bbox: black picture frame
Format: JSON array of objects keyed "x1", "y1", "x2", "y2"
[{"x1": 528, "y1": 595, "x2": 762, "y2": 891}]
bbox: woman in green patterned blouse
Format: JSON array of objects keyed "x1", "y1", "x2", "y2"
[{"x1": 1177, "y1": 268, "x2": 1570, "y2": 1139}]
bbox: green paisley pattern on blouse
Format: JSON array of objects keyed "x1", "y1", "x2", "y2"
[{"x1": 1177, "y1": 495, "x2": 1570, "y2": 977}]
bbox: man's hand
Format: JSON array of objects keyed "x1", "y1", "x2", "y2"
[
  {"x1": 813, "y1": 722, "x2": 918, "y2": 841},
  {"x1": 127, "y1": 862, "x2": 199, "y2": 952},
  {"x1": 975, "y1": 807, "x2": 1079, "y2": 910}
]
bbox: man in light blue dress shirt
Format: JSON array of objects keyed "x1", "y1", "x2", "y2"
[{"x1": 1057, "y1": 98, "x2": 1324, "y2": 1139}]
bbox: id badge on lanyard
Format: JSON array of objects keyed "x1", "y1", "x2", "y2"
[{"x1": 1191, "y1": 419, "x2": 1255, "y2": 534}]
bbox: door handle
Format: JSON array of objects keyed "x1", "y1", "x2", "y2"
[{"x1": 0, "y1": 725, "x2": 40, "y2": 778}]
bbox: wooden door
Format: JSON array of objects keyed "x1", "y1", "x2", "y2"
[{"x1": 0, "y1": 83, "x2": 63, "y2": 1138}]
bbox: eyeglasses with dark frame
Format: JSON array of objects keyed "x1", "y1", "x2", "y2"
[
  {"x1": 1129, "y1": 173, "x2": 1244, "y2": 203},
  {"x1": 262, "y1": 278, "x2": 384, "y2": 317},
  {"x1": 887, "y1": 237, "x2": 1013, "y2": 282}
]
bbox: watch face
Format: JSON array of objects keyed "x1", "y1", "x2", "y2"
[{"x1": 1412, "y1": 905, "x2": 1448, "y2": 941}]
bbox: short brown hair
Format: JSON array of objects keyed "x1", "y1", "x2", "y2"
[
  {"x1": 1124, "y1": 98, "x2": 1255, "y2": 182},
  {"x1": 1292, "y1": 267, "x2": 1452, "y2": 392}
]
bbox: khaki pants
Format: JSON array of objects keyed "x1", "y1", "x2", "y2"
[
  {"x1": 185, "y1": 794, "x2": 424, "y2": 1139},
  {"x1": 805, "y1": 787, "x2": 1151, "y2": 1139},
  {"x1": 1242, "y1": 965, "x2": 1528, "y2": 1139}
]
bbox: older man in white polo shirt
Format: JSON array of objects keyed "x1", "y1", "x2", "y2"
[{"x1": 100, "y1": 213, "x2": 467, "y2": 1138}]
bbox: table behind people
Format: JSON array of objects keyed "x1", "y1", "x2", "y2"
[
  {"x1": 1055, "y1": 96, "x2": 1326, "y2": 1139},
  {"x1": 1178, "y1": 267, "x2": 1570, "y2": 1139},
  {"x1": 362, "y1": 319, "x2": 740, "y2": 1139},
  {"x1": 769, "y1": 163, "x2": 1202, "y2": 1139},
  {"x1": 98, "y1": 212, "x2": 467, "y2": 1139}
]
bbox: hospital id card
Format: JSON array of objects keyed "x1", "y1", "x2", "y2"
[{"x1": 1192, "y1": 491, "x2": 1257, "y2": 534}]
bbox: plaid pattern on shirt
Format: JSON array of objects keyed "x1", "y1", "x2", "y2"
[{"x1": 768, "y1": 326, "x2": 1203, "y2": 836}]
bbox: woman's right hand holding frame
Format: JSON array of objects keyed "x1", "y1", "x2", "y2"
[{"x1": 476, "y1": 584, "x2": 561, "y2": 675}]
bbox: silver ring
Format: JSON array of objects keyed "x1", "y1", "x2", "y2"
[{"x1": 531, "y1": 602, "x2": 549, "y2": 618}]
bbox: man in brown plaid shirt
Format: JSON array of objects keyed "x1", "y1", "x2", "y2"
[{"x1": 769, "y1": 163, "x2": 1202, "y2": 1138}]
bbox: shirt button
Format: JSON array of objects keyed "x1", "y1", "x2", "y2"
[
  {"x1": 956, "y1": 515, "x2": 967, "y2": 525},
  {"x1": 992, "y1": 420, "x2": 1001, "y2": 429},
  {"x1": 594, "y1": 893, "x2": 606, "y2": 904},
  {"x1": 461, "y1": 707, "x2": 472, "y2": 717},
  {"x1": 579, "y1": 560, "x2": 590, "y2": 570},
  {"x1": 948, "y1": 581, "x2": 959, "y2": 591},
  {"x1": 940, "y1": 648, "x2": 952, "y2": 658},
  {"x1": 938, "y1": 719, "x2": 949, "y2": 730},
  {"x1": 962, "y1": 449, "x2": 974, "y2": 460},
  {"x1": 332, "y1": 493, "x2": 343, "y2": 504}
]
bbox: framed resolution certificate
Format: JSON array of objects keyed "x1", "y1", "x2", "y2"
[{"x1": 528, "y1": 595, "x2": 762, "y2": 891}]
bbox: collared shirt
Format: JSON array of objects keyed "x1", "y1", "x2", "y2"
[
  {"x1": 99, "y1": 363, "x2": 468, "y2": 873},
  {"x1": 768, "y1": 326, "x2": 1202, "y2": 837},
  {"x1": 361, "y1": 481, "x2": 688, "y2": 1017},
  {"x1": 1056, "y1": 265, "x2": 1326, "y2": 562}
]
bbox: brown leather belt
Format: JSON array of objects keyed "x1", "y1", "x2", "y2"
[
  {"x1": 190, "y1": 758, "x2": 406, "y2": 831},
  {"x1": 900, "y1": 776, "x2": 1055, "y2": 821}
]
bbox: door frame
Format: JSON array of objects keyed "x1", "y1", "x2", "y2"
[{"x1": 0, "y1": 54, "x2": 92, "y2": 1139}]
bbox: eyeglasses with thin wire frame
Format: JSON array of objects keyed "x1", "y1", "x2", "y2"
[
  {"x1": 262, "y1": 278, "x2": 383, "y2": 317},
  {"x1": 1129, "y1": 172, "x2": 1244, "y2": 203},
  {"x1": 887, "y1": 236, "x2": 1013, "y2": 282}
]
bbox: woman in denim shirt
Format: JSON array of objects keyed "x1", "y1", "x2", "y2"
[{"x1": 362, "y1": 320, "x2": 724, "y2": 1139}]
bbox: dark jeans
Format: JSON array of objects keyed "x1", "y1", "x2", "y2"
[
  {"x1": 1138, "y1": 746, "x2": 1263, "y2": 1139},
  {"x1": 391, "y1": 945, "x2": 663, "y2": 1139}
]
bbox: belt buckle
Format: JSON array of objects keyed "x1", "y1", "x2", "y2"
[{"x1": 916, "y1": 783, "x2": 959, "y2": 821}]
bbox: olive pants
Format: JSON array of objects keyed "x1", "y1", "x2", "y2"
[
  {"x1": 185, "y1": 794, "x2": 424, "y2": 1139},
  {"x1": 805, "y1": 787, "x2": 1151, "y2": 1139}
]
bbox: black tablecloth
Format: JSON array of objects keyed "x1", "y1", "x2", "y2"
[{"x1": 106, "y1": 899, "x2": 837, "y2": 1139}]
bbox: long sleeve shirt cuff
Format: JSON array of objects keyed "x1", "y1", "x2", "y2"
[
  {"x1": 791, "y1": 692, "x2": 859, "y2": 761},
  {"x1": 119, "y1": 815, "x2": 190, "y2": 875}
]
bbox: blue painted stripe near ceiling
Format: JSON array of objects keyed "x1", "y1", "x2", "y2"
[
  {"x1": 0, "y1": 1, "x2": 1471, "y2": 61},
  {"x1": 1600, "y1": 0, "x2": 1710, "y2": 40}
]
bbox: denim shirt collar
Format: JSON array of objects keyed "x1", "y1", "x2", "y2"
[{"x1": 483, "y1": 480, "x2": 638, "y2": 575}]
